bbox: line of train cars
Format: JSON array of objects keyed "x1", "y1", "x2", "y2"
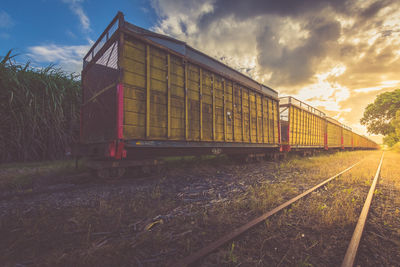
[
  {"x1": 279, "y1": 97, "x2": 378, "y2": 151},
  {"x1": 79, "y1": 12, "x2": 378, "y2": 177}
]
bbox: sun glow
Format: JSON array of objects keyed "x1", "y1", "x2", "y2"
[{"x1": 293, "y1": 65, "x2": 350, "y2": 112}]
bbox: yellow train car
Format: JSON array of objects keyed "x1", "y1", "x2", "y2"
[
  {"x1": 352, "y1": 133, "x2": 378, "y2": 149},
  {"x1": 81, "y1": 12, "x2": 280, "y2": 163},
  {"x1": 279, "y1": 97, "x2": 325, "y2": 150},
  {"x1": 342, "y1": 126, "x2": 352, "y2": 148},
  {"x1": 353, "y1": 132, "x2": 359, "y2": 148},
  {"x1": 326, "y1": 118, "x2": 342, "y2": 149}
]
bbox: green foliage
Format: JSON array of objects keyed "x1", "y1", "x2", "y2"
[
  {"x1": 392, "y1": 110, "x2": 400, "y2": 137},
  {"x1": 0, "y1": 50, "x2": 81, "y2": 162},
  {"x1": 360, "y1": 89, "x2": 400, "y2": 135},
  {"x1": 382, "y1": 110, "x2": 400, "y2": 147},
  {"x1": 391, "y1": 142, "x2": 400, "y2": 153},
  {"x1": 383, "y1": 132, "x2": 400, "y2": 147}
]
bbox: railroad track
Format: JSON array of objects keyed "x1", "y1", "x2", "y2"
[
  {"x1": 175, "y1": 152, "x2": 385, "y2": 266},
  {"x1": 341, "y1": 152, "x2": 384, "y2": 267}
]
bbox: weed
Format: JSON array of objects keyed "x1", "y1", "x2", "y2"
[
  {"x1": 151, "y1": 185, "x2": 162, "y2": 199},
  {"x1": 228, "y1": 242, "x2": 238, "y2": 264}
]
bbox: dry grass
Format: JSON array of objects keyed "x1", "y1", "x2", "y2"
[
  {"x1": 200, "y1": 151, "x2": 383, "y2": 266},
  {"x1": 0, "y1": 159, "x2": 84, "y2": 191},
  {"x1": 203, "y1": 150, "x2": 400, "y2": 267},
  {"x1": 357, "y1": 151, "x2": 400, "y2": 266},
  {"x1": 2, "y1": 150, "x2": 395, "y2": 266}
]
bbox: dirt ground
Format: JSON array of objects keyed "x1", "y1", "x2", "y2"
[{"x1": 0, "y1": 150, "x2": 399, "y2": 266}]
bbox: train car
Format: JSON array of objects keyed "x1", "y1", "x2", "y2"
[
  {"x1": 358, "y1": 134, "x2": 378, "y2": 149},
  {"x1": 279, "y1": 97, "x2": 325, "y2": 151},
  {"x1": 279, "y1": 98, "x2": 379, "y2": 152},
  {"x1": 342, "y1": 125, "x2": 352, "y2": 149},
  {"x1": 352, "y1": 132, "x2": 361, "y2": 149},
  {"x1": 325, "y1": 117, "x2": 342, "y2": 149},
  {"x1": 350, "y1": 131, "x2": 379, "y2": 150},
  {"x1": 80, "y1": 12, "x2": 280, "y2": 176}
]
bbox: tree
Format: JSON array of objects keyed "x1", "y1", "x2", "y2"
[
  {"x1": 360, "y1": 89, "x2": 400, "y2": 135},
  {"x1": 382, "y1": 132, "x2": 399, "y2": 147},
  {"x1": 392, "y1": 109, "x2": 400, "y2": 137}
]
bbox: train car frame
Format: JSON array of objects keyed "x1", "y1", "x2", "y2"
[
  {"x1": 279, "y1": 96, "x2": 326, "y2": 151},
  {"x1": 80, "y1": 12, "x2": 281, "y2": 175},
  {"x1": 279, "y1": 96, "x2": 378, "y2": 152}
]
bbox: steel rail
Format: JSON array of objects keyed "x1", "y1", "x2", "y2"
[
  {"x1": 175, "y1": 159, "x2": 365, "y2": 266},
  {"x1": 341, "y1": 152, "x2": 384, "y2": 267}
]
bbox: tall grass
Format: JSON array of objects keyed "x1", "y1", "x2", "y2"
[{"x1": 0, "y1": 50, "x2": 81, "y2": 162}]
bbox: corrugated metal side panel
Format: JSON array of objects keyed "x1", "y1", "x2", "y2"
[
  {"x1": 242, "y1": 88, "x2": 250, "y2": 142},
  {"x1": 202, "y1": 70, "x2": 213, "y2": 141},
  {"x1": 149, "y1": 45, "x2": 168, "y2": 138},
  {"x1": 352, "y1": 132, "x2": 359, "y2": 147},
  {"x1": 123, "y1": 38, "x2": 146, "y2": 139},
  {"x1": 359, "y1": 135, "x2": 364, "y2": 147},
  {"x1": 185, "y1": 46, "x2": 277, "y2": 98},
  {"x1": 352, "y1": 132, "x2": 378, "y2": 149},
  {"x1": 262, "y1": 97, "x2": 269, "y2": 143},
  {"x1": 214, "y1": 75, "x2": 224, "y2": 141},
  {"x1": 233, "y1": 84, "x2": 242, "y2": 141},
  {"x1": 247, "y1": 93, "x2": 255, "y2": 143},
  {"x1": 288, "y1": 105, "x2": 324, "y2": 147},
  {"x1": 360, "y1": 136, "x2": 368, "y2": 148},
  {"x1": 225, "y1": 80, "x2": 234, "y2": 142},
  {"x1": 327, "y1": 121, "x2": 342, "y2": 147},
  {"x1": 170, "y1": 54, "x2": 185, "y2": 139},
  {"x1": 343, "y1": 128, "x2": 352, "y2": 147},
  {"x1": 267, "y1": 98, "x2": 274, "y2": 143},
  {"x1": 187, "y1": 63, "x2": 200, "y2": 140},
  {"x1": 273, "y1": 101, "x2": 279, "y2": 144},
  {"x1": 122, "y1": 36, "x2": 279, "y2": 144},
  {"x1": 290, "y1": 107, "x2": 297, "y2": 144},
  {"x1": 255, "y1": 93, "x2": 262, "y2": 143}
]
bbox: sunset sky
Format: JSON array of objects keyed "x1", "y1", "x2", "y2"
[{"x1": 2, "y1": 0, "x2": 399, "y2": 143}]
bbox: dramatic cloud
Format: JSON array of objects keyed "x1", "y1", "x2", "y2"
[
  {"x1": 150, "y1": 0, "x2": 400, "y2": 140},
  {"x1": 27, "y1": 43, "x2": 92, "y2": 74},
  {"x1": 62, "y1": 0, "x2": 90, "y2": 31}
]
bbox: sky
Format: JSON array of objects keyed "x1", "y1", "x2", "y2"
[{"x1": 2, "y1": 0, "x2": 400, "y2": 143}]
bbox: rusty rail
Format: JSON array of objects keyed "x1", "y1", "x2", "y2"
[
  {"x1": 341, "y1": 152, "x2": 384, "y2": 267},
  {"x1": 175, "y1": 159, "x2": 365, "y2": 266}
]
